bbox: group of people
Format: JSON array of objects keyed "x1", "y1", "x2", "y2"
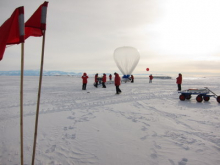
[
  {"x1": 131, "y1": 74, "x2": 153, "y2": 83},
  {"x1": 94, "y1": 73, "x2": 107, "y2": 88},
  {"x1": 81, "y1": 72, "x2": 122, "y2": 94},
  {"x1": 81, "y1": 72, "x2": 183, "y2": 93}
]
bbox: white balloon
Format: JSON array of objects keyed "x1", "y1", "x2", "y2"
[{"x1": 113, "y1": 46, "x2": 140, "y2": 77}]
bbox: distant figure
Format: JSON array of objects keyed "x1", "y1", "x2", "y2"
[
  {"x1": 176, "y1": 73, "x2": 182, "y2": 91},
  {"x1": 131, "y1": 75, "x2": 134, "y2": 83},
  {"x1": 149, "y1": 74, "x2": 153, "y2": 83},
  {"x1": 109, "y1": 74, "x2": 112, "y2": 81},
  {"x1": 81, "y1": 72, "x2": 89, "y2": 90},
  {"x1": 114, "y1": 72, "x2": 121, "y2": 94},
  {"x1": 94, "y1": 73, "x2": 98, "y2": 88},
  {"x1": 102, "y1": 73, "x2": 106, "y2": 88}
]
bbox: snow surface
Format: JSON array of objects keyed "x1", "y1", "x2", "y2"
[{"x1": 0, "y1": 76, "x2": 220, "y2": 165}]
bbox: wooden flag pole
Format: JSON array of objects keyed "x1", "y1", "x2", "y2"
[
  {"x1": 20, "y1": 43, "x2": 24, "y2": 165},
  {"x1": 31, "y1": 30, "x2": 46, "y2": 165}
]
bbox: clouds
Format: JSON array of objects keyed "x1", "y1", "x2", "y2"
[
  {"x1": 148, "y1": 0, "x2": 220, "y2": 56},
  {"x1": 0, "y1": 0, "x2": 219, "y2": 76}
]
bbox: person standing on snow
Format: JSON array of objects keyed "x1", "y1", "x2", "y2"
[
  {"x1": 176, "y1": 73, "x2": 182, "y2": 91},
  {"x1": 114, "y1": 72, "x2": 121, "y2": 94},
  {"x1": 102, "y1": 73, "x2": 106, "y2": 88},
  {"x1": 81, "y1": 72, "x2": 89, "y2": 90},
  {"x1": 94, "y1": 73, "x2": 98, "y2": 88},
  {"x1": 109, "y1": 74, "x2": 112, "y2": 81},
  {"x1": 131, "y1": 75, "x2": 134, "y2": 83},
  {"x1": 149, "y1": 74, "x2": 153, "y2": 83}
]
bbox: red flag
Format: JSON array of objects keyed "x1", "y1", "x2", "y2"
[
  {"x1": 25, "y1": 1, "x2": 49, "y2": 39},
  {"x1": 0, "y1": 6, "x2": 24, "y2": 61}
]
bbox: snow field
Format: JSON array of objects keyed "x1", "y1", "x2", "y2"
[{"x1": 0, "y1": 76, "x2": 220, "y2": 165}]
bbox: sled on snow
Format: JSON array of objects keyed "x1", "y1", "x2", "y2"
[{"x1": 178, "y1": 87, "x2": 220, "y2": 103}]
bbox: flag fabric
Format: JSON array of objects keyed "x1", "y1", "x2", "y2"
[
  {"x1": 0, "y1": 6, "x2": 24, "y2": 61},
  {"x1": 25, "y1": 1, "x2": 49, "y2": 39}
]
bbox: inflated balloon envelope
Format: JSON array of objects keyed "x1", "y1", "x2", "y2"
[{"x1": 113, "y1": 46, "x2": 140, "y2": 78}]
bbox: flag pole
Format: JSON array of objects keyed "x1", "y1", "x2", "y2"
[
  {"x1": 20, "y1": 43, "x2": 24, "y2": 165},
  {"x1": 31, "y1": 30, "x2": 46, "y2": 165}
]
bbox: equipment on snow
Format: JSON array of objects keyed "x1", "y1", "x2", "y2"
[{"x1": 178, "y1": 87, "x2": 220, "y2": 103}]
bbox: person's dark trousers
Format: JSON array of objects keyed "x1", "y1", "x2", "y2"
[
  {"x1": 116, "y1": 86, "x2": 121, "y2": 94},
  {"x1": 131, "y1": 79, "x2": 134, "y2": 83},
  {"x1": 102, "y1": 82, "x2": 106, "y2": 88},
  {"x1": 82, "y1": 83, "x2": 87, "y2": 90},
  {"x1": 177, "y1": 84, "x2": 181, "y2": 91},
  {"x1": 95, "y1": 82, "x2": 98, "y2": 88}
]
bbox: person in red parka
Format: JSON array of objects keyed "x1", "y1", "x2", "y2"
[
  {"x1": 81, "y1": 72, "x2": 89, "y2": 90},
  {"x1": 131, "y1": 75, "x2": 134, "y2": 83},
  {"x1": 109, "y1": 74, "x2": 112, "y2": 81},
  {"x1": 102, "y1": 73, "x2": 106, "y2": 88},
  {"x1": 114, "y1": 72, "x2": 121, "y2": 94},
  {"x1": 94, "y1": 73, "x2": 98, "y2": 88},
  {"x1": 149, "y1": 74, "x2": 153, "y2": 83},
  {"x1": 176, "y1": 73, "x2": 182, "y2": 91}
]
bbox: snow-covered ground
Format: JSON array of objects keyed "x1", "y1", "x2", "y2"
[{"x1": 0, "y1": 75, "x2": 220, "y2": 165}]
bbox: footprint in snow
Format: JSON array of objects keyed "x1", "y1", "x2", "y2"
[
  {"x1": 71, "y1": 134, "x2": 76, "y2": 139},
  {"x1": 140, "y1": 135, "x2": 148, "y2": 140},
  {"x1": 67, "y1": 116, "x2": 75, "y2": 120},
  {"x1": 153, "y1": 141, "x2": 162, "y2": 149},
  {"x1": 178, "y1": 158, "x2": 188, "y2": 165},
  {"x1": 141, "y1": 126, "x2": 147, "y2": 131},
  {"x1": 64, "y1": 133, "x2": 76, "y2": 140},
  {"x1": 168, "y1": 159, "x2": 175, "y2": 165},
  {"x1": 150, "y1": 153, "x2": 157, "y2": 159},
  {"x1": 152, "y1": 131, "x2": 157, "y2": 137},
  {"x1": 45, "y1": 145, "x2": 56, "y2": 153},
  {"x1": 68, "y1": 126, "x2": 74, "y2": 129}
]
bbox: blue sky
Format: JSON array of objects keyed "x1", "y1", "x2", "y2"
[{"x1": 0, "y1": 0, "x2": 220, "y2": 77}]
